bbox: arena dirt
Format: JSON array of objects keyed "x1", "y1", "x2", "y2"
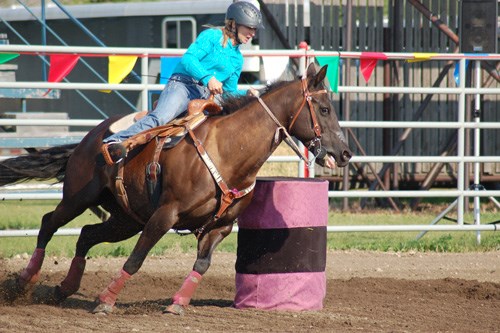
[{"x1": 1, "y1": 250, "x2": 499, "y2": 332}]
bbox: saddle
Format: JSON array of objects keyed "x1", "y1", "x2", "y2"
[{"x1": 102, "y1": 98, "x2": 221, "y2": 165}]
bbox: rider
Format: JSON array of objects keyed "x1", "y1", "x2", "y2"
[{"x1": 102, "y1": 0, "x2": 263, "y2": 164}]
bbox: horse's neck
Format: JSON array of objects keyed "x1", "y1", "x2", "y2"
[
  {"x1": 237, "y1": 91, "x2": 292, "y2": 143},
  {"x1": 218, "y1": 90, "x2": 294, "y2": 177}
]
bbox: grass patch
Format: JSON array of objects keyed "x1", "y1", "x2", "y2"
[
  {"x1": 1, "y1": 199, "x2": 499, "y2": 258},
  {"x1": 328, "y1": 210, "x2": 500, "y2": 252}
]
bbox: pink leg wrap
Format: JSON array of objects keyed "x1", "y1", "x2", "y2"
[
  {"x1": 98, "y1": 269, "x2": 131, "y2": 306},
  {"x1": 19, "y1": 248, "x2": 45, "y2": 286},
  {"x1": 172, "y1": 271, "x2": 203, "y2": 306},
  {"x1": 59, "y1": 256, "x2": 86, "y2": 296}
]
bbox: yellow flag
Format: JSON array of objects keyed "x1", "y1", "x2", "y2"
[
  {"x1": 407, "y1": 53, "x2": 438, "y2": 63},
  {"x1": 101, "y1": 55, "x2": 138, "y2": 93}
]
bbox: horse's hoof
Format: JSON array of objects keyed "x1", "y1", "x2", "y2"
[
  {"x1": 13, "y1": 275, "x2": 37, "y2": 297},
  {"x1": 163, "y1": 303, "x2": 185, "y2": 315},
  {"x1": 16, "y1": 275, "x2": 33, "y2": 291},
  {"x1": 52, "y1": 286, "x2": 69, "y2": 304},
  {"x1": 13, "y1": 278, "x2": 28, "y2": 294},
  {"x1": 92, "y1": 302, "x2": 114, "y2": 315},
  {"x1": 18, "y1": 269, "x2": 41, "y2": 289}
]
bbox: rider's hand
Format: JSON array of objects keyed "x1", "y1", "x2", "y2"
[{"x1": 207, "y1": 77, "x2": 223, "y2": 95}]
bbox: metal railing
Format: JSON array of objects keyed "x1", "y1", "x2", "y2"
[{"x1": 0, "y1": 45, "x2": 499, "y2": 237}]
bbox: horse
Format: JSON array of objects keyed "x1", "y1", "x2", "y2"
[{"x1": 0, "y1": 63, "x2": 351, "y2": 315}]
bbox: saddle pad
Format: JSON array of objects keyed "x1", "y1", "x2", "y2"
[{"x1": 109, "y1": 111, "x2": 148, "y2": 133}]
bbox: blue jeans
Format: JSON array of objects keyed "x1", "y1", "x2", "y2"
[{"x1": 104, "y1": 74, "x2": 210, "y2": 142}]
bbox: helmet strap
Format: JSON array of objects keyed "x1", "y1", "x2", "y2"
[
  {"x1": 234, "y1": 25, "x2": 242, "y2": 44},
  {"x1": 225, "y1": 21, "x2": 241, "y2": 45}
]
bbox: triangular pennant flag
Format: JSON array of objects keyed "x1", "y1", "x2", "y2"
[
  {"x1": 360, "y1": 52, "x2": 387, "y2": 83},
  {"x1": 48, "y1": 54, "x2": 80, "y2": 82},
  {"x1": 407, "y1": 52, "x2": 438, "y2": 63},
  {"x1": 102, "y1": 55, "x2": 138, "y2": 93},
  {"x1": 0, "y1": 53, "x2": 20, "y2": 64},
  {"x1": 316, "y1": 56, "x2": 339, "y2": 93}
]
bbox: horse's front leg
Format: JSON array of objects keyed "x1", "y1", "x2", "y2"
[
  {"x1": 165, "y1": 223, "x2": 233, "y2": 315},
  {"x1": 92, "y1": 206, "x2": 173, "y2": 315}
]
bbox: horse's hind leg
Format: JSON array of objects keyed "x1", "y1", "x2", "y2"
[
  {"x1": 17, "y1": 202, "x2": 88, "y2": 291},
  {"x1": 165, "y1": 223, "x2": 233, "y2": 315},
  {"x1": 53, "y1": 215, "x2": 143, "y2": 303}
]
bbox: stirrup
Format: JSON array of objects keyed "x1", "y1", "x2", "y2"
[{"x1": 102, "y1": 141, "x2": 127, "y2": 165}]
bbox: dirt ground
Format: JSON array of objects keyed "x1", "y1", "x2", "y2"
[{"x1": 1, "y1": 250, "x2": 499, "y2": 333}]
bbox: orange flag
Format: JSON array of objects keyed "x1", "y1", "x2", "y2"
[
  {"x1": 48, "y1": 54, "x2": 80, "y2": 82},
  {"x1": 360, "y1": 52, "x2": 387, "y2": 83}
]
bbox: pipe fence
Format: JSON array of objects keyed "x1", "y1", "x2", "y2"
[{"x1": 0, "y1": 45, "x2": 499, "y2": 237}]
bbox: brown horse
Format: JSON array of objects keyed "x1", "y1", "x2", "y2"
[{"x1": 0, "y1": 63, "x2": 351, "y2": 315}]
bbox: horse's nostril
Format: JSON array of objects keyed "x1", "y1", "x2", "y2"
[{"x1": 343, "y1": 150, "x2": 352, "y2": 161}]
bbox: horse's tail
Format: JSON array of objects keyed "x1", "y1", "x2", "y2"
[{"x1": 0, "y1": 144, "x2": 78, "y2": 186}]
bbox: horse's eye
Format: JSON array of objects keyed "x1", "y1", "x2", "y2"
[{"x1": 320, "y1": 107, "x2": 329, "y2": 115}]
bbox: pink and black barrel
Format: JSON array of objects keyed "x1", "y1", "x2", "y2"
[{"x1": 234, "y1": 177, "x2": 328, "y2": 311}]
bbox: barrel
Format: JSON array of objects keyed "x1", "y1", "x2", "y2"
[{"x1": 234, "y1": 177, "x2": 328, "y2": 311}]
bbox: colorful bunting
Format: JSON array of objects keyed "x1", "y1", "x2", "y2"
[
  {"x1": 316, "y1": 56, "x2": 339, "y2": 93},
  {"x1": 102, "y1": 55, "x2": 138, "y2": 93},
  {"x1": 407, "y1": 53, "x2": 438, "y2": 63},
  {"x1": 0, "y1": 53, "x2": 20, "y2": 64},
  {"x1": 48, "y1": 54, "x2": 80, "y2": 82},
  {"x1": 360, "y1": 52, "x2": 387, "y2": 83}
]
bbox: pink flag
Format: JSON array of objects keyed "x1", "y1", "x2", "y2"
[
  {"x1": 360, "y1": 52, "x2": 387, "y2": 83},
  {"x1": 48, "y1": 54, "x2": 80, "y2": 82}
]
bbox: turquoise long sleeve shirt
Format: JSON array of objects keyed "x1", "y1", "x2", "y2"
[{"x1": 173, "y1": 28, "x2": 246, "y2": 97}]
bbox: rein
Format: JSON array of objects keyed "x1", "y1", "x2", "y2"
[
  {"x1": 255, "y1": 95, "x2": 310, "y2": 165},
  {"x1": 255, "y1": 77, "x2": 328, "y2": 164}
]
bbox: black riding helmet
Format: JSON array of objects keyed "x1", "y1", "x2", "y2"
[{"x1": 225, "y1": 1, "x2": 264, "y2": 30}]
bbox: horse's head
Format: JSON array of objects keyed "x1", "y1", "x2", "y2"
[{"x1": 288, "y1": 63, "x2": 352, "y2": 168}]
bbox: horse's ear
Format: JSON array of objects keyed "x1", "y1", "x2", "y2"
[
  {"x1": 314, "y1": 65, "x2": 327, "y2": 86},
  {"x1": 306, "y1": 62, "x2": 317, "y2": 77},
  {"x1": 306, "y1": 63, "x2": 327, "y2": 88}
]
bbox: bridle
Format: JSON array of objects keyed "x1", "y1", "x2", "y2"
[
  {"x1": 289, "y1": 78, "x2": 327, "y2": 137},
  {"x1": 256, "y1": 76, "x2": 328, "y2": 164}
]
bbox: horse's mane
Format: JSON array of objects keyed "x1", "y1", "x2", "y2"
[{"x1": 221, "y1": 80, "x2": 291, "y2": 114}]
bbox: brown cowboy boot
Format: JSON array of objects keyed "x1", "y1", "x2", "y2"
[{"x1": 101, "y1": 141, "x2": 127, "y2": 165}]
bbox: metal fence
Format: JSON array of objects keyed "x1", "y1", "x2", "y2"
[{"x1": 0, "y1": 45, "x2": 499, "y2": 238}]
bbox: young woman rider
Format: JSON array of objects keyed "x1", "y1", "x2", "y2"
[{"x1": 102, "y1": 1, "x2": 263, "y2": 164}]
